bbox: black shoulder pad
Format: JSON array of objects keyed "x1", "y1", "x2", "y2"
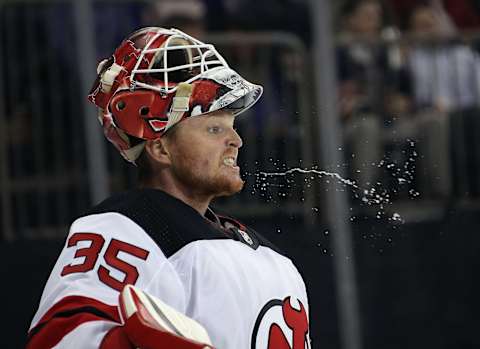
[{"x1": 85, "y1": 189, "x2": 230, "y2": 257}]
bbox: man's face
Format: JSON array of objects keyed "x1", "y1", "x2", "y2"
[
  {"x1": 410, "y1": 7, "x2": 439, "y2": 38},
  {"x1": 349, "y1": 1, "x2": 382, "y2": 36},
  {"x1": 166, "y1": 110, "x2": 244, "y2": 198}
]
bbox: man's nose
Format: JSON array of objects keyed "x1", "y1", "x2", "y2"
[{"x1": 228, "y1": 128, "x2": 243, "y2": 148}]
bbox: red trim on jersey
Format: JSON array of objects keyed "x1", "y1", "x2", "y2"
[
  {"x1": 217, "y1": 214, "x2": 247, "y2": 231},
  {"x1": 26, "y1": 295, "x2": 121, "y2": 349}
]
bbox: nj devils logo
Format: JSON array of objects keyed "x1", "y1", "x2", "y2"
[{"x1": 251, "y1": 297, "x2": 310, "y2": 349}]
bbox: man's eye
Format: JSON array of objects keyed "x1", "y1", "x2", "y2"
[{"x1": 208, "y1": 126, "x2": 222, "y2": 134}]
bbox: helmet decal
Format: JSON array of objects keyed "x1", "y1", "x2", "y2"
[{"x1": 189, "y1": 79, "x2": 232, "y2": 116}]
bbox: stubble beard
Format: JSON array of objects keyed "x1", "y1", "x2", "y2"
[
  {"x1": 212, "y1": 170, "x2": 244, "y2": 197},
  {"x1": 172, "y1": 160, "x2": 244, "y2": 199}
]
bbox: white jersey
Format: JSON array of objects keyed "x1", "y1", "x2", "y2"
[{"x1": 27, "y1": 189, "x2": 310, "y2": 349}]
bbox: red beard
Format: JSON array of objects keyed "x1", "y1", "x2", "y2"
[{"x1": 171, "y1": 154, "x2": 244, "y2": 198}]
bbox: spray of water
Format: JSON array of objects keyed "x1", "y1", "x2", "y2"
[
  {"x1": 252, "y1": 167, "x2": 400, "y2": 221},
  {"x1": 247, "y1": 139, "x2": 420, "y2": 223},
  {"x1": 259, "y1": 168, "x2": 358, "y2": 188}
]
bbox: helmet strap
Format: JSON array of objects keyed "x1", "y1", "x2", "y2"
[{"x1": 166, "y1": 82, "x2": 193, "y2": 131}]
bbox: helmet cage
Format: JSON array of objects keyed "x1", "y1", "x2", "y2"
[{"x1": 131, "y1": 28, "x2": 230, "y2": 96}]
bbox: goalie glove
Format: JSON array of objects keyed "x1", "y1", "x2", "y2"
[{"x1": 119, "y1": 284, "x2": 214, "y2": 349}]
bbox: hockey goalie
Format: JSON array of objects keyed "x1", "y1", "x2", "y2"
[{"x1": 27, "y1": 26, "x2": 310, "y2": 349}]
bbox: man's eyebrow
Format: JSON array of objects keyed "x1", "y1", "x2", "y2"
[{"x1": 203, "y1": 114, "x2": 235, "y2": 121}]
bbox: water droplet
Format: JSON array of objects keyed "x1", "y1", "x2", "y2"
[{"x1": 392, "y1": 213, "x2": 402, "y2": 221}]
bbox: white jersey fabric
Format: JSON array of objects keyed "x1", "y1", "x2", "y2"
[{"x1": 28, "y1": 189, "x2": 310, "y2": 349}]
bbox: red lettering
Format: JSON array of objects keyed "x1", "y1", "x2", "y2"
[
  {"x1": 98, "y1": 239, "x2": 149, "y2": 291},
  {"x1": 61, "y1": 233, "x2": 105, "y2": 276},
  {"x1": 61, "y1": 233, "x2": 150, "y2": 292}
]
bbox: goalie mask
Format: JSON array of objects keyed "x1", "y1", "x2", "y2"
[{"x1": 88, "y1": 27, "x2": 263, "y2": 163}]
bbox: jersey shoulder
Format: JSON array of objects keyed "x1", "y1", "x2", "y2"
[
  {"x1": 84, "y1": 189, "x2": 230, "y2": 257},
  {"x1": 83, "y1": 188, "x2": 284, "y2": 256}
]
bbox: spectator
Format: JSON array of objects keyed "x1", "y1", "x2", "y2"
[
  {"x1": 407, "y1": 4, "x2": 480, "y2": 112},
  {"x1": 388, "y1": 0, "x2": 480, "y2": 31},
  {"x1": 337, "y1": 0, "x2": 386, "y2": 119},
  {"x1": 408, "y1": 4, "x2": 480, "y2": 196},
  {"x1": 401, "y1": 4, "x2": 480, "y2": 197},
  {"x1": 336, "y1": 0, "x2": 394, "y2": 188}
]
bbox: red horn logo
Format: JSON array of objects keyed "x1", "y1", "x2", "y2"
[{"x1": 252, "y1": 297, "x2": 310, "y2": 349}]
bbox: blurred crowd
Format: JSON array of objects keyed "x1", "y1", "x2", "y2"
[
  {"x1": 4, "y1": 0, "x2": 480, "y2": 220},
  {"x1": 335, "y1": 0, "x2": 480, "y2": 200},
  {"x1": 144, "y1": 0, "x2": 480, "y2": 201}
]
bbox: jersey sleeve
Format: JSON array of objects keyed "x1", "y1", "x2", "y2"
[{"x1": 27, "y1": 212, "x2": 186, "y2": 349}]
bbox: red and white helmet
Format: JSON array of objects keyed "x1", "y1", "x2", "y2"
[{"x1": 88, "y1": 27, "x2": 263, "y2": 163}]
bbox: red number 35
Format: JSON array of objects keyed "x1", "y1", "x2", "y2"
[{"x1": 61, "y1": 232, "x2": 149, "y2": 292}]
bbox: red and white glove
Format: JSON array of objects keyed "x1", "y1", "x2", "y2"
[{"x1": 119, "y1": 285, "x2": 214, "y2": 349}]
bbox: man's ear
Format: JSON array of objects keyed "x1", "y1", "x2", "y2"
[{"x1": 144, "y1": 138, "x2": 172, "y2": 167}]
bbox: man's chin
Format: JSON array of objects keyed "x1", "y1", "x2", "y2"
[{"x1": 213, "y1": 177, "x2": 244, "y2": 197}]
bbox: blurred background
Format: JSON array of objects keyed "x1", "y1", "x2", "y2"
[{"x1": 1, "y1": 0, "x2": 479, "y2": 348}]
